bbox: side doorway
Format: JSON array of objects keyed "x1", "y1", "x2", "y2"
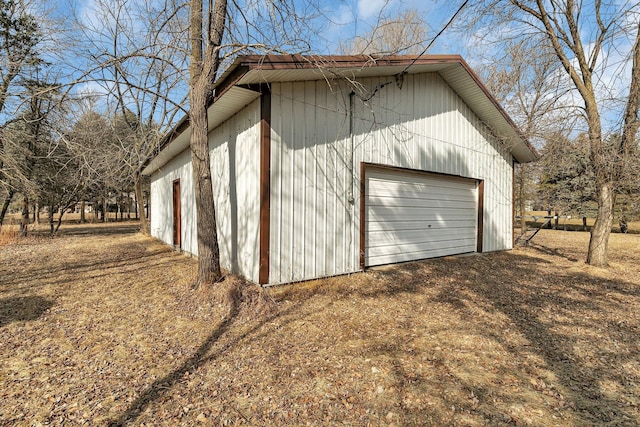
[{"x1": 172, "y1": 179, "x2": 181, "y2": 248}]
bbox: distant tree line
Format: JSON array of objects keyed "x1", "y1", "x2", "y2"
[{"x1": 515, "y1": 132, "x2": 640, "y2": 223}]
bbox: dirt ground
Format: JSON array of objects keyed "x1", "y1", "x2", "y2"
[{"x1": 1, "y1": 223, "x2": 639, "y2": 426}]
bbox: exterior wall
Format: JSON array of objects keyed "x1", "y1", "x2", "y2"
[
  {"x1": 149, "y1": 100, "x2": 261, "y2": 283},
  {"x1": 269, "y1": 81, "x2": 351, "y2": 284},
  {"x1": 269, "y1": 73, "x2": 513, "y2": 284},
  {"x1": 150, "y1": 148, "x2": 197, "y2": 254},
  {"x1": 209, "y1": 99, "x2": 261, "y2": 283}
]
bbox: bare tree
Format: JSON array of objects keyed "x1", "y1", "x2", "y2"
[
  {"x1": 63, "y1": 107, "x2": 116, "y2": 222},
  {"x1": 72, "y1": 0, "x2": 189, "y2": 233},
  {"x1": 479, "y1": 40, "x2": 569, "y2": 233},
  {"x1": 69, "y1": 0, "x2": 441, "y2": 286},
  {"x1": 0, "y1": 0, "x2": 40, "y2": 114},
  {"x1": 186, "y1": 0, "x2": 327, "y2": 287},
  {"x1": 342, "y1": 9, "x2": 428, "y2": 56},
  {"x1": 0, "y1": 0, "x2": 41, "y2": 226},
  {"x1": 460, "y1": 1, "x2": 640, "y2": 265},
  {"x1": 188, "y1": 0, "x2": 224, "y2": 286}
]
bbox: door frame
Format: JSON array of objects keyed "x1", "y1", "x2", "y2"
[{"x1": 359, "y1": 162, "x2": 484, "y2": 269}]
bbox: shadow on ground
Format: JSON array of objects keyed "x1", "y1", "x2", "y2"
[
  {"x1": 0, "y1": 295, "x2": 54, "y2": 327},
  {"x1": 50, "y1": 223, "x2": 140, "y2": 236}
]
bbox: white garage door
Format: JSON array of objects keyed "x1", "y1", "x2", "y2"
[{"x1": 364, "y1": 167, "x2": 479, "y2": 267}]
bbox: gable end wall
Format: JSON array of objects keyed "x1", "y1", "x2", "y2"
[{"x1": 268, "y1": 72, "x2": 514, "y2": 285}]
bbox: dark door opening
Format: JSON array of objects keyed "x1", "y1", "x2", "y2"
[{"x1": 172, "y1": 179, "x2": 181, "y2": 248}]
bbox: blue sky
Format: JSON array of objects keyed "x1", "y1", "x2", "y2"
[
  {"x1": 36, "y1": 0, "x2": 468, "y2": 125},
  {"x1": 59, "y1": 0, "x2": 466, "y2": 55},
  {"x1": 15, "y1": 0, "x2": 639, "y2": 137},
  {"x1": 317, "y1": 0, "x2": 466, "y2": 54}
]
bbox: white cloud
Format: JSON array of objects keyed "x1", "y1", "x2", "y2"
[
  {"x1": 78, "y1": 0, "x2": 105, "y2": 30},
  {"x1": 357, "y1": 0, "x2": 389, "y2": 20},
  {"x1": 76, "y1": 81, "x2": 112, "y2": 99},
  {"x1": 333, "y1": 4, "x2": 355, "y2": 26}
]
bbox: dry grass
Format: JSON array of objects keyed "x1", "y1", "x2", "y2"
[
  {"x1": 0, "y1": 225, "x2": 19, "y2": 246},
  {"x1": 1, "y1": 224, "x2": 640, "y2": 426}
]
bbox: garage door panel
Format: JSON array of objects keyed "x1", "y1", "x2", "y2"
[
  {"x1": 367, "y1": 219, "x2": 475, "y2": 232},
  {"x1": 368, "y1": 182, "x2": 475, "y2": 200},
  {"x1": 368, "y1": 201, "x2": 475, "y2": 217},
  {"x1": 367, "y1": 241, "x2": 477, "y2": 265},
  {"x1": 367, "y1": 194, "x2": 475, "y2": 208},
  {"x1": 368, "y1": 238, "x2": 476, "y2": 257},
  {"x1": 367, "y1": 227, "x2": 477, "y2": 244},
  {"x1": 364, "y1": 167, "x2": 478, "y2": 267},
  {"x1": 367, "y1": 207, "x2": 476, "y2": 222}
]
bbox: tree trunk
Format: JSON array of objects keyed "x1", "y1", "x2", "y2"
[
  {"x1": 103, "y1": 196, "x2": 108, "y2": 223},
  {"x1": 135, "y1": 172, "x2": 149, "y2": 234},
  {"x1": 20, "y1": 195, "x2": 29, "y2": 236},
  {"x1": 190, "y1": 84, "x2": 222, "y2": 286},
  {"x1": 80, "y1": 200, "x2": 86, "y2": 223},
  {"x1": 0, "y1": 188, "x2": 15, "y2": 227},
  {"x1": 48, "y1": 205, "x2": 54, "y2": 233},
  {"x1": 134, "y1": 190, "x2": 139, "y2": 220},
  {"x1": 134, "y1": 188, "x2": 139, "y2": 219},
  {"x1": 587, "y1": 181, "x2": 616, "y2": 266},
  {"x1": 55, "y1": 210, "x2": 65, "y2": 233},
  {"x1": 518, "y1": 164, "x2": 526, "y2": 233},
  {"x1": 188, "y1": 0, "x2": 226, "y2": 287}
]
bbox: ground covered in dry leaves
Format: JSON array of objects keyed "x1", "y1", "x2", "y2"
[{"x1": 1, "y1": 223, "x2": 639, "y2": 426}]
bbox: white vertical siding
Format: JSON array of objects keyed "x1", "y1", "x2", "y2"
[
  {"x1": 269, "y1": 72, "x2": 514, "y2": 284},
  {"x1": 149, "y1": 100, "x2": 261, "y2": 283},
  {"x1": 208, "y1": 99, "x2": 261, "y2": 283},
  {"x1": 150, "y1": 148, "x2": 197, "y2": 255},
  {"x1": 270, "y1": 80, "x2": 351, "y2": 283}
]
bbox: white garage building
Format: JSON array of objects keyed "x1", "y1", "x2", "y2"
[{"x1": 142, "y1": 55, "x2": 537, "y2": 286}]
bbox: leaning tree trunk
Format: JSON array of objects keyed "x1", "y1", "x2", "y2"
[
  {"x1": 0, "y1": 188, "x2": 15, "y2": 227},
  {"x1": 135, "y1": 171, "x2": 149, "y2": 234},
  {"x1": 586, "y1": 181, "x2": 616, "y2": 266},
  {"x1": 55, "y1": 209, "x2": 65, "y2": 233}
]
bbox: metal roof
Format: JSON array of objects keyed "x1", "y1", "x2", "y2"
[{"x1": 142, "y1": 54, "x2": 537, "y2": 175}]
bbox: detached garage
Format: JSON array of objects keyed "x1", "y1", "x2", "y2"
[{"x1": 142, "y1": 54, "x2": 537, "y2": 286}]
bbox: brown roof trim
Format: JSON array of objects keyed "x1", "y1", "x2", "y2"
[
  {"x1": 212, "y1": 65, "x2": 250, "y2": 103},
  {"x1": 215, "y1": 54, "x2": 468, "y2": 78}
]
